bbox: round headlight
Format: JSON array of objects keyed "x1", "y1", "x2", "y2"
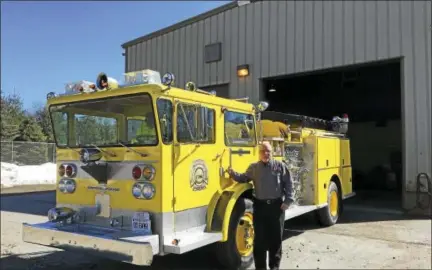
[
  {"x1": 142, "y1": 165, "x2": 155, "y2": 181},
  {"x1": 131, "y1": 182, "x2": 155, "y2": 200},
  {"x1": 65, "y1": 179, "x2": 76, "y2": 193},
  {"x1": 142, "y1": 183, "x2": 155, "y2": 199},
  {"x1": 132, "y1": 183, "x2": 142, "y2": 198},
  {"x1": 58, "y1": 180, "x2": 66, "y2": 193},
  {"x1": 58, "y1": 179, "x2": 76, "y2": 193}
]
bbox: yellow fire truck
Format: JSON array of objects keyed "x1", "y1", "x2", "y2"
[{"x1": 22, "y1": 69, "x2": 355, "y2": 269}]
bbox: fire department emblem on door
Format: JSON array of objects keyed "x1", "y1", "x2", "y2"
[{"x1": 190, "y1": 159, "x2": 208, "y2": 191}]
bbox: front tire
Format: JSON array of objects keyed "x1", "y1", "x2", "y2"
[
  {"x1": 317, "y1": 181, "x2": 341, "y2": 226},
  {"x1": 215, "y1": 198, "x2": 254, "y2": 270}
]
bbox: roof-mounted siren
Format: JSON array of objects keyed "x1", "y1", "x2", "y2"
[
  {"x1": 96, "y1": 72, "x2": 119, "y2": 91},
  {"x1": 331, "y1": 113, "x2": 349, "y2": 134}
]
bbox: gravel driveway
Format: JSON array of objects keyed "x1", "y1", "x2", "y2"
[{"x1": 1, "y1": 191, "x2": 430, "y2": 269}]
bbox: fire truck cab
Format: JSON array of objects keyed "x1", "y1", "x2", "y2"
[{"x1": 22, "y1": 69, "x2": 355, "y2": 269}]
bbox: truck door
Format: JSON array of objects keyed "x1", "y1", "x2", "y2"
[
  {"x1": 173, "y1": 100, "x2": 219, "y2": 213},
  {"x1": 221, "y1": 109, "x2": 258, "y2": 185}
]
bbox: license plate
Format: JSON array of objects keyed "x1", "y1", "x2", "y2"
[
  {"x1": 131, "y1": 212, "x2": 151, "y2": 233},
  {"x1": 132, "y1": 221, "x2": 149, "y2": 230}
]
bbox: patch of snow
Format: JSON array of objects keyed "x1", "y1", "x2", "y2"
[{"x1": 1, "y1": 162, "x2": 57, "y2": 188}]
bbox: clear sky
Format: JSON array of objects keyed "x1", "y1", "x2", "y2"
[{"x1": 1, "y1": 1, "x2": 227, "y2": 111}]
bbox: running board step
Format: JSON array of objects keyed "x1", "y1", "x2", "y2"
[
  {"x1": 284, "y1": 204, "x2": 327, "y2": 221},
  {"x1": 163, "y1": 225, "x2": 222, "y2": 254}
]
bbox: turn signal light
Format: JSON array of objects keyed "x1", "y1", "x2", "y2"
[
  {"x1": 58, "y1": 165, "x2": 65, "y2": 177},
  {"x1": 142, "y1": 165, "x2": 155, "y2": 181},
  {"x1": 65, "y1": 165, "x2": 74, "y2": 177},
  {"x1": 58, "y1": 164, "x2": 77, "y2": 178},
  {"x1": 132, "y1": 166, "x2": 142, "y2": 180}
]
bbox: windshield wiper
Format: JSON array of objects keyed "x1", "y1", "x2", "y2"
[
  {"x1": 88, "y1": 144, "x2": 117, "y2": 157},
  {"x1": 63, "y1": 146, "x2": 81, "y2": 154},
  {"x1": 117, "y1": 141, "x2": 148, "y2": 157}
]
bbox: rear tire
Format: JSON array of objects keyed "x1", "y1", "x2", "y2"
[
  {"x1": 317, "y1": 181, "x2": 340, "y2": 226},
  {"x1": 215, "y1": 198, "x2": 254, "y2": 270}
]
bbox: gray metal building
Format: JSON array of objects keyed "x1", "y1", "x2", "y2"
[{"x1": 122, "y1": 0, "x2": 431, "y2": 211}]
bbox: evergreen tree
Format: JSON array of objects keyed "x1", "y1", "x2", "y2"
[
  {"x1": 15, "y1": 117, "x2": 47, "y2": 142},
  {"x1": 0, "y1": 92, "x2": 25, "y2": 141},
  {"x1": 34, "y1": 104, "x2": 54, "y2": 142},
  {"x1": 13, "y1": 117, "x2": 48, "y2": 165}
]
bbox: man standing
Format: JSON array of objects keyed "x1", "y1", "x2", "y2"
[{"x1": 228, "y1": 141, "x2": 294, "y2": 270}]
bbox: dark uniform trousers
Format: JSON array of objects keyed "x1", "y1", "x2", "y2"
[{"x1": 253, "y1": 197, "x2": 285, "y2": 270}]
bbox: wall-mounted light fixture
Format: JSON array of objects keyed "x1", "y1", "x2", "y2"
[
  {"x1": 268, "y1": 84, "x2": 276, "y2": 92},
  {"x1": 237, "y1": 64, "x2": 249, "y2": 77}
]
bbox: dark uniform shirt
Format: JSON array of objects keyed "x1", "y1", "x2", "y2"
[{"x1": 231, "y1": 159, "x2": 294, "y2": 204}]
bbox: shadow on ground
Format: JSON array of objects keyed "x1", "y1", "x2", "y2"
[
  {"x1": 0, "y1": 247, "x2": 221, "y2": 270},
  {"x1": 0, "y1": 191, "x2": 55, "y2": 216},
  {"x1": 0, "y1": 230, "x2": 305, "y2": 270},
  {"x1": 344, "y1": 188, "x2": 403, "y2": 209}
]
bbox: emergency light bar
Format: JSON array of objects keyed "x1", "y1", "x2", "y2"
[
  {"x1": 122, "y1": 69, "x2": 162, "y2": 87},
  {"x1": 46, "y1": 69, "x2": 176, "y2": 100},
  {"x1": 65, "y1": 80, "x2": 96, "y2": 94}
]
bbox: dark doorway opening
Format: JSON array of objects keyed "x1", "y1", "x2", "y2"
[{"x1": 263, "y1": 59, "x2": 403, "y2": 206}]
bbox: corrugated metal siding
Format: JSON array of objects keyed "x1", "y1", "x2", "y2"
[{"x1": 124, "y1": 0, "x2": 431, "y2": 194}]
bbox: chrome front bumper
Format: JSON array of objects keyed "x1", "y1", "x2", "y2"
[{"x1": 22, "y1": 222, "x2": 159, "y2": 266}]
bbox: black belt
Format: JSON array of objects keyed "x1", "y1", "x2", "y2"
[{"x1": 254, "y1": 198, "x2": 282, "y2": 204}]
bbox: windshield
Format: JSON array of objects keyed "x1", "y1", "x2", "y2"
[{"x1": 49, "y1": 94, "x2": 158, "y2": 148}]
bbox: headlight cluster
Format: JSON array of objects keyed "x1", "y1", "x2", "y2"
[
  {"x1": 132, "y1": 182, "x2": 155, "y2": 200},
  {"x1": 58, "y1": 163, "x2": 77, "y2": 194},
  {"x1": 58, "y1": 179, "x2": 76, "y2": 194},
  {"x1": 132, "y1": 164, "x2": 156, "y2": 200}
]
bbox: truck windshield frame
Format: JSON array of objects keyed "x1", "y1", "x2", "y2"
[{"x1": 49, "y1": 93, "x2": 159, "y2": 148}]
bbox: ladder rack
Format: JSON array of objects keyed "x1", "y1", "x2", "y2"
[{"x1": 261, "y1": 111, "x2": 348, "y2": 137}]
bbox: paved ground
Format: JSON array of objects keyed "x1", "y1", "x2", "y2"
[{"x1": 0, "y1": 191, "x2": 431, "y2": 270}]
